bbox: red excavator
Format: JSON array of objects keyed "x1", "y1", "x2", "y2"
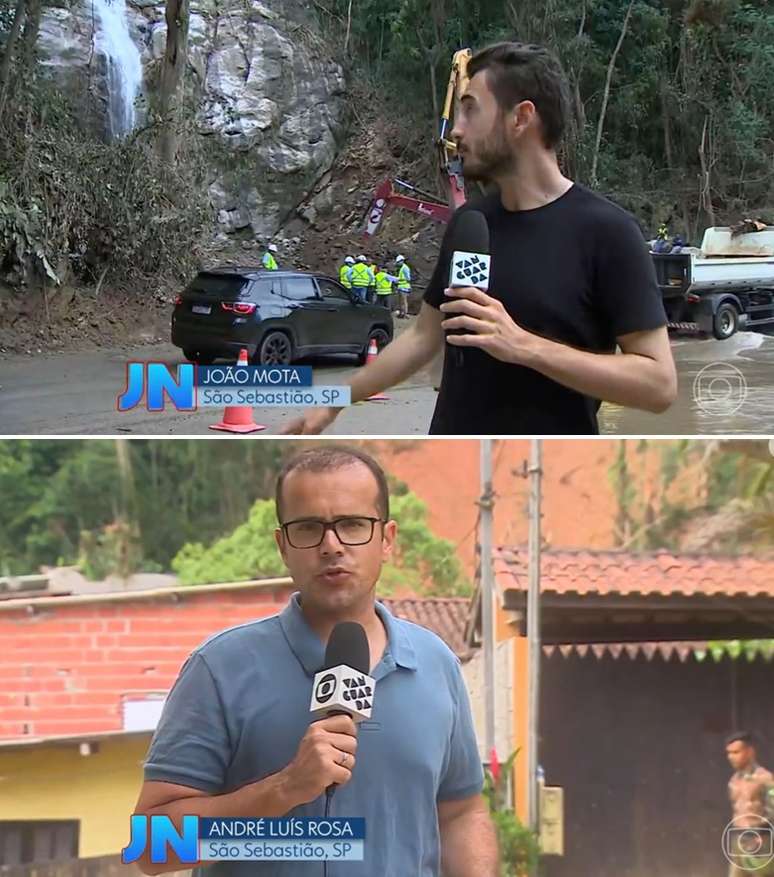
[{"x1": 363, "y1": 48, "x2": 471, "y2": 237}]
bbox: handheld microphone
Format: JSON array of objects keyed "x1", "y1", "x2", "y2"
[
  {"x1": 310, "y1": 622, "x2": 373, "y2": 799},
  {"x1": 446, "y1": 209, "x2": 491, "y2": 368},
  {"x1": 310, "y1": 621, "x2": 373, "y2": 721}
]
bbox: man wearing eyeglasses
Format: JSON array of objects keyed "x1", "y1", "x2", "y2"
[{"x1": 133, "y1": 446, "x2": 498, "y2": 877}]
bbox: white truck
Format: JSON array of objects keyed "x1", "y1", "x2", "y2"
[{"x1": 651, "y1": 226, "x2": 774, "y2": 338}]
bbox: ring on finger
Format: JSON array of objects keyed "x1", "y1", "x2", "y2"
[{"x1": 338, "y1": 752, "x2": 349, "y2": 767}]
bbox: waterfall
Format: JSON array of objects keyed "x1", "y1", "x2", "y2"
[{"x1": 92, "y1": 0, "x2": 143, "y2": 139}]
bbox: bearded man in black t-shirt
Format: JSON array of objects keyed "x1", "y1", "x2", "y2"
[{"x1": 283, "y1": 41, "x2": 677, "y2": 436}]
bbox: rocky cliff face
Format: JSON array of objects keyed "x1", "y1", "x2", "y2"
[{"x1": 36, "y1": 0, "x2": 347, "y2": 239}]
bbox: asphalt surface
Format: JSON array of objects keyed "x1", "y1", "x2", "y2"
[
  {"x1": 0, "y1": 319, "x2": 439, "y2": 435},
  {"x1": 2, "y1": 325, "x2": 773, "y2": 435}
]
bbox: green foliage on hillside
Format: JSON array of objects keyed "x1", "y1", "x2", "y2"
[
  {"x1": 0, "y1": 440, "x2": 284, "y2": 576},
  {"x1": 317, "y1": 0, "x2": 774, "y2": 236},
  {"x1": 0, "y1": 440, "x2": 468, "y2": 596}
]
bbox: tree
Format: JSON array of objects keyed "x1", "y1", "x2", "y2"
[
  {"x1": 172, "y1": 492, "x2": 471, "y2": 597},
  {"x1": 0, "y1": 439, "x2": 285, "y2": 576},
  {"x1": 0, "y1": 0, "x2": 26, "y2": 121},
  {"x1": 605, "y1": 439, "x2": 774, "y2": 554},
  {"x1": 590, "y1": 0, "x2": 634, "y2": 186},
  {"x1": 157, "y1": 0, "x2": 190, "y2": 164}
]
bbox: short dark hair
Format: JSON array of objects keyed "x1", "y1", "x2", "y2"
[
  {"x1": 275, "y1": 445, "x2": 390, "y2": 522},
  {"x1": 725, "y1": 730, "x2": 756, "y2": 747},
  {"x1": 467, "y1": 41, "x2": 571, "y2": 149}
]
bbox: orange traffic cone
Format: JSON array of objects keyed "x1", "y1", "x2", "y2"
[
  {"x1": 209, "y1": 348, "x2": 266, "y2": 433},
  {"x1": 365, "y1": 337, "x2": 389, "y2": 402}
]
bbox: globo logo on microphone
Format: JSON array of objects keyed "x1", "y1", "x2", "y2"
[
  {"x1": 314, "y1": 673, "x2": 337, "y2": 704},
  {"x1": 310, "y1": 665, "x2": 375, "y2": 722}
]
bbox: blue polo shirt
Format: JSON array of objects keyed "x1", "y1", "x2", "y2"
[{"x1": 144, "y1": 593, "x2": 484, "y2": 876}]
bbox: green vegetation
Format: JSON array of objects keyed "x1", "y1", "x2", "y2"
[
  {"x1": 0, "y1": 440, "x2": 284, "y2": 576},
  {"x1": 483, "y1": 750, "x2": 542, "y2": 876},
  {"x1": 317, "y1": 0, "x2": 774, "y2": 236},
  {"x1": 0, "y1": 88, "x2": 210, "y2": 292},
  {"x1": 1, "y1": 0, "x2": 772, "y2": 303},
  {"x1": 0, "y1": 440, "x2": 469, "y2": 597},
  {"x1": 607, "y1": 439, "x2": 774, "y2": 552},
  {"x1": 606, "y1": 439, "x2": 774, "y2": 653}
]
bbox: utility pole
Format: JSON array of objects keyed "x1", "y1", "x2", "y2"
[
  {"x1": 527, "y1": 439, "x2": 543, "y2": 831},
  {"x1": 480, "y1": 439, "x2": 496, "y2": 761}
]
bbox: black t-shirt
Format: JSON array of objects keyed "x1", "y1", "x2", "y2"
[{"x1": 423, "y1": 183, "x2": 667, "y2": 434}]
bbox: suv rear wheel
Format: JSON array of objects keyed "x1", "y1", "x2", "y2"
[{"x1": 257, "y1": 331, "x2": 294, "y2": 365}]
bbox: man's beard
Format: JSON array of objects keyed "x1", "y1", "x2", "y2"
[{"x1": 460, "y1": 118, "x2": 516, "y2": 182}]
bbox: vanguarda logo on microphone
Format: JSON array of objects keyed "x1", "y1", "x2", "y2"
[
  {"x1": 314, "y1": 672, "x2": 373, "y2": 711},
  {"x1": 116, "y1": 363, "x2": 350, "y2": 412},
  {"x1": 310, "y1": 664, "x2": 375, "y2": 720}
]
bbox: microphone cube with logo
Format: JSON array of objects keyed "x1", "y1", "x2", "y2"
[
  {"x1": 310, "y1": 666, "x2": 375, "y2": 722},
  {"x1": 449, "y1": 251, "x2": 491, "y2": 291}
]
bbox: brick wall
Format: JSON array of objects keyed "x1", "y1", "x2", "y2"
[{"x1": 0, "y1": 585, "x2": 295, "y2": 739}]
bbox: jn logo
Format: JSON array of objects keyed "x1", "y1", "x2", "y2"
[
  {"x1": 122, "y1": 814, "x2": 199, "y2": 864},
  {"x1": 117, "y1": 363, "x2": 196, "y2": 412}
]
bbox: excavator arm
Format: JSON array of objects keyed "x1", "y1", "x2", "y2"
[
  {"x1": 437, "y1": 47, "x2": 471, "y2": 210},
  {"x1": 363, "y1": 47, "x2": 471, "y2": 237},
  {"x1": 364, "y1": 179, "x2": 452, "y2": 237}
]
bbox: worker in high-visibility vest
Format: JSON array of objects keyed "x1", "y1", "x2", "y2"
[
  {"x1": 395, "y1": 254, "x2": 412, "y2": 318},
  {"x1": 368, "y1": 262, "x2": 378, "y2": 303},
  {"x1": 652, "y1": 224, "x2": 671, "y2": 255},
  {"x1": 348, "y1": 254, "x2": 375, "y2": 302},
  {"x1": 374, "y1": 267, "x2": 398, "y2": 310},
  {"x1": 262, "y1": 243, "x2": 279, "y2": 270},
  {"x1": 339, "y1": 255, "x2": 354, "y2": 289}
]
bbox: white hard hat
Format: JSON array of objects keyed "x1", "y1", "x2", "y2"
[
  {"x1": 345, "y1": 256, "x2": 355, "y2": 264},
  {"x1": 268, "y1": 244, "x2": 278, "y2": 253},
  {"x1": 395, "y1": 254, "x2": 405, "y2": 262},
  {"x1": 357, "y1": 254, "x2": 367, "y2": 261}
]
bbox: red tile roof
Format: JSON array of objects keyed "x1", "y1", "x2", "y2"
[
  {"x1": 494, "y1": 547, "x2": 774, "y2": 597},
  {"x1": 489, "y1": 547, "x2": 774, "y2": 660},
  {"x1": 383, "y1": 597, "x2": 473, "y2": 661}
]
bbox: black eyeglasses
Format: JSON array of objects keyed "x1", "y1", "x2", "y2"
[{"x1": 280, "y1": 516, "x2": 385, "y2": 549}]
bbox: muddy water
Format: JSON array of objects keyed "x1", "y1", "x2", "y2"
[{"x1": 600, "y1": 332, "x2": 774, "y2": 435}]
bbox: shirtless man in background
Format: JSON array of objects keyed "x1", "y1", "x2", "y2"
[{"x1": 725, "y1": 731, "x2": 774, "y2": 876}]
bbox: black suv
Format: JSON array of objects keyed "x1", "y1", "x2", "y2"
[{"x1": 171, "y1": 268, "x2": 393, "y2": 365}]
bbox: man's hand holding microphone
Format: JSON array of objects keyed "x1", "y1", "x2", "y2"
[
  {"x1": 281, "y1": 620, "x2": 373, "y2": 805},
  {"x1": 280, "y1": 713, "x2": 358, "y2": 803}
]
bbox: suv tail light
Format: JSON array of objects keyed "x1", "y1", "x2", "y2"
[
  {"x1": 174, "y1": 295, "x2": 183, "y2": 306},
  {"x1": 221, "y1": 302, "x2": 257, "y2": 315}
]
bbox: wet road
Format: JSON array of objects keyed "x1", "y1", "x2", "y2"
[
  {"x1": 0, "y1": 319, "x2": 440, "y2": 435},
  {"x1": 1, "y1": 328, "x2": 773, "y2": 435},
  {"x1": 599, "y1": 332, "x2": 774, "y2": 435}
]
